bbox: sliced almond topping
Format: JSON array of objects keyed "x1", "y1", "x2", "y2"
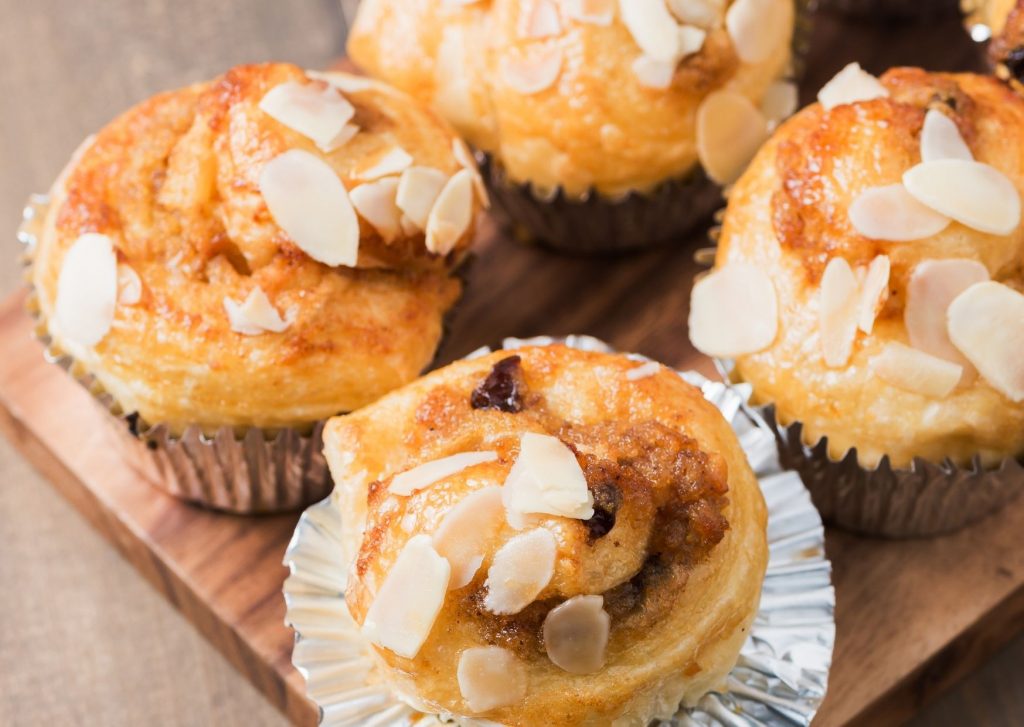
[
  {"x1": 502, "y1": 432, "x2": 594, "y2": 526},
  {"x1": 565, "y1": 0, "x2": 615, "y2": 25},
  {"x1": 521, "y1": 0, "x2": 562, "y2": 38},
  {"x1": 117, "y1": 264, "x2": 142, "y2": 306},
  {"x1": 761, "y1": 80, "x2": 799, "y2": 127},
  {"x1": 857, "y1": 255, "x2": 890, "y2": 334},
  {"x1": 679, "y1": 25, "x2": 708, "y2": 56},
  {"x1": 223, "y1": 287, "x2": 291, "y2": 336},
  {"x1": 848, "y1": 184, "x2": 951, "y2": 242},
  {"x1": 307, "y1": 70, "x2": 377, "y2": 95},
  {"x1": 501, "y1": 47, "x2": 563, "y2": 95},
  {"x1": 696, "y1": 90, "x2": 768, "y2": 184},
  {"x1": 258, "y1": 81, "x2": 356, "y2": 153},
  {"x1": 483, "y1": 528, "x2": 557, "y2": 615},
  {"x1": 259, "y1": 150, "x2": 360, "y2": 267},
  {"x1": 903, "y1": 160, "x2": 1021, "y2": 236},
  {"x1": 726, "y1": 0, "x2": 789, "y2": 64},
  {"x1": 618, "y1": 0, "x2": 682, "y2": 62},
  {"x1": 947, "y1": 281, "x2": 1024, "y2": 402},
  {"x1": 817, "y1": 62, "x2": 888, "y2": 111},
  {"x1": 920, "y1": 109, "x2": 972, "y2": 163},
  {"x1": 667, "y1": 0, "x2": 723, "y2": 28},
  {"x1": 350, "y1": 177, "x2": 402, "y2": 242},
  {"x1": 688, "y1": 262, "x2": 778, "y2": 357},
  {"x1": 426, "y1": 169, "x2": 475, "y2": 255},
  {"x1": 358, "y1": 146, "x2": 414, "y2": 181},
  {"x1": 905, "y1": 258, "x2": 989, "y2": 373},
  {"x1": 819, "y1": 257, "x2": 860, "y2": 368},
  {"x1": 872, "y1": 342, "x2": 962, "y2": 398},
  {"x1": 457, "y1": 647, "x2": 528, "y2": 713},
  {"x1": 626, "y1": 360, "x2": 661, "y2": 381},
  {"x1": 396, "y1": 167, "x2": 449, "y2": 231},
  {"x1": 361, "y1": 534, "x2": 450, "y2": 659},
  {"x1": 631, "y1": 55, "x2": 677, "y2": 90},
  {"x1": 542, "y1": 595, "x2": 610, "y2": 674},
  {"x1": 390, "y1": 451, "x2": 498, "y2": 497},
  {"x1": 433, "y1": 486, "x2": 505, "y2": 590},
  {"x1": 54, "y1": 233, "x2": 118, "y2": 348},
  {"x1": 452, "y1": 138, "x2": 490, "y2": 208}
]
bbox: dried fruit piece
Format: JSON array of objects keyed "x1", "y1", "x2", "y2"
[
  {"x1": 905, "y1": 258, "x2": 989, "y2": 373},
  {"x1": 920, "y1": 109, "x2": 972, "y2": 163},
  {"x1": 457, "y1": 647, "x2": 528, "y2": 712},
  {"x1": 350, "y1": 177, "x2": 402, "y2": 242},
  {"x1": 426, "y1": 169, "x2": 476, "y2": 255},
  {"x1": 433, "y1": 486, "x2": 505, "y2": 589},
  {"x1": 471, "y1": 355, "x2": 524, "y2": 412},
  {"x1": 819, "y1": 257, "x2": 860, "y2": 368},
  {"x1": 848, "y1": 184, "x2": 950, "y2": 242},
  {"x1": 54, "y1": 233, "x2": 118, "y2": 348},
  {"x1": 696, "y1": 90, "x2": 768, "y2": 184},
  {"x1": 817, "y1": 62, "x2": 888, "y2": 111},
  {"x1": 543, "y1": 595, "x2": 610, "y2": 674},
  {"x1": 483, "y1": 528, "x2": 557, "y2": 614},
  {"x1": 390, "y1": 451, "x2": 499, "y2": 497},
  {"x1": 903, "y1": 159, "x2": 1021, "y2": 235},
  {"x1": 502, "y1": 433, "x2": 594, "y2": 526},
  {"x1": 258, "y1": 80, "x2": 356, "y2": 152},
  {"x1": 726, "y1": 0, "x2": 789, "y2": 64},
  {"x1": 223, "y1": 287, "x2": 291, "y2": 335},
  {"x1": 947, "y1": 281, "x2": 1024, "y2": 402},
  {"x1": 688, "y1": 262, "x2": 778, "y2": 357},
  {"x1": 872, "y1": 343, "x2": 962, "y2": 398}
]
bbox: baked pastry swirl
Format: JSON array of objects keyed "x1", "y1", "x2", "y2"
[
  {"x1": 30, "y1": 62, "x2": 485, "y2": 433},
  {"x1": 324, "y1": 344, "x2": 768, "y2": 725},
  {"x1": 689, "y1": 64, "x2": 1024, "y2": 469}
]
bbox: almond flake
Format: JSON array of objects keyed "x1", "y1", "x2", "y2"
[
  {"x1": 483, "y1": 528, "x2": 557, "y2": 615},
  {"x1": 626, "y1": 360, "x2": 661, "y2": 380},
  {"x1": 667, "y1": 0, "x2": 723, "y2": 28},
  {"x1": 433, "y1": 486, "x2": 505, "y2": 590},
  {"x1": 920, "y1": 109, "x2": 972, "y2": 163},
  {"x1": 618, "y1": 0, "x2": 682, "y2": 62},
  {"x1": 872, "y1": 342, "x2": 962, "y2": 398},
  {"x1": 502, "y1": 432, "x2": 594, "y2": 526},
  {"x1": 565, "y1": 0, "x2": 614, "y2": 24},
  {"x1": 857, "y1": 255, "x2": 890, "y2": 334},
  {"x1": 259, "y1": 150, "x2": 360, "y2": 267},
  {"x1": 223, "y1": 286, "x2": 291, "y2": 335},
  {"x1": 361, "y1": 534, "x2": 450, "y2": 659},
  {"x1": 817, "y1": 62, "x2": 888, "y2": 111},
  {"x1": 501, "y1": 47, "x2": 563, "y2": 95},
  {"x1": 688, "y1": 262, "x2": 778, "y2": 357},
  {"x1": 905, "y1": 258, "x2": 989, "y2": 372},
  {"x1": 631, "y1": 55, "x2": 677, "y2": 89},
  {"x1": 848, "y1": 184, "x2": 951, "y2": 242},
  {"x1": 397, "y1": 167, "x2": 449, "y2": 231},
  {"x1": 726, "y1": 0, "x2": 789, "y2": 64},
  {"x1": 761, "y1": 80, "x2": 798, "y2": 127},
  {"x1": 542, "y1": 595, "x2": 610, "y2": 674},
  {"x1": 520, "y1": 0, "x2": 562, "y2": 38},
  {"x1": 452, "y1": 138, "x2": 489, "y2": 207},
  {"x1": 350, "y1": 177, "x2": 402, "y2": 242},
  {"x1": 117, "y1": 264, "x2": 142, "y2": 306},
  {"x1": 390, "y1": 451, "x2": 498, "y2": 497},
  {"x1": 947, "y1": 281, "x2": 1024, "y2": 402},
  {"x1": 358, "y1": 146, "x2": 414, "y2": 181},
  {"x1": 679, "y1": 25, "x2": 708, "y2": 55},
  {"x1": 457, "y1": 647, "x2": 528, "y2": 713},
  {"x1": 54, "y1": 233, "x2": 118, "y2": 348},
  {"x1": 307, "y1": 70, "x2": 377, "y2": 95},
  {"x1": 258, "y1": 80, "x2": 356, "y2": 153},
  {"x1": 426, "y1": 169, "x2": 475, "y2": 255},
  {"x1": 903, "y1": 160, "x2": 1021, "y2": 236},
  {"x1": 819, "y1": 257, "x2": 860, "y2": 368},
  {"x1": 696, "y1": 90, "x2": 768, "y2": 184}
]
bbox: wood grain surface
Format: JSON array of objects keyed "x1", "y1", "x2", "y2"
[{"x1": 2, "y1": 2, "x2": 1024, "y2": 727}]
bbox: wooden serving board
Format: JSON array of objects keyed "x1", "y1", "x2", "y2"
[{"x1": 3, "y1": 9, "x2": 1022, "y2": 727}]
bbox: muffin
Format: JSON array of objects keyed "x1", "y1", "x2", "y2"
[
  {"x1": 347, "y1": 0, "x2": 802, "y2": 253},
  {"x1": 322, "y1": 344, "x2": 768, "y2": 724},
  {"x1": 689, "y1": 63, "x2": 1024, "y2": 536},
  {"x1": 24, "y1": 62, "x2": 486, "y2": 512}
]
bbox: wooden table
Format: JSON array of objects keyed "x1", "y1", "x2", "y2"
[{"x1": 1, "y1": 2, "x2": 1023, "y2": 727}]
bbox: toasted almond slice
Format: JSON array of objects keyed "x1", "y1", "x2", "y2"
[
  {"x1": 872, "y1": 342, "x2": 962, "y2": 398},
  {"x1": 483, "y1": 528, "x2": 557, "y2": 615},
  {"x1": 307, "y1": 70, "x2": 378, "y2": 95},
  {"x1": 501, "y1": 46, "x2": 563, "y2": 95},
  {"x1": 618, "y1": 0, "x2": 682, "y2": 62},
  {"x1": 433, "y1": 486, "x2": 505, "y2": 590},
  {"x1": 452, "y1": 138, "x2": 490, "y2": 207},
  {"x1": 920, "y1": 109, "x2": 972, "y2": 163},
  {"x1": 688, "y1": 262, "x2": 778, "y2": 357},
  {"x1": 696, "y1": 90, "x2": 768, "y2": 184},
  {"x1": 631, "y1": 55, "x2": 677, "y2": 89},
  {"x1": 565, "y1": 0, "x2": 615, "y2": 24},
  {"x1": 667, "y1": 0, "x2": 723, "y2": 28},
  {"x1": 626, "y1": 360, "x2": 661, "y2": 380},
  {"x1": 350, "y1": 177, "x2": 402, "y2": 242},
  {"x1": 358, "y1": 146, "x2": 414, "y2": 181},
  {"x1": 679, "y1": 25, "x2": 708, "y2": 56},
  {"x1": 521, "y1": 0, "x2": 562, "y2": 37},
  {"x1": 223, "y1": 286, "x2": 291, "y2": 335},
  {"x1": 258, "y1": 81, "x2": 356, "y2": 153},
  {"x1": 857, "y1": 255, "x2": 890, "y2": 334},
  {"x1": 848, "y1": 184, "x2": 951, "y2": 242},
  {"x1": 362, "y1": 535, "x2": 450, "y2": 659},
  {"x1": 726, "y1": 0, "x2": 789, "y2": 64},
  {"x1": 397, "y1": 167, "x2": 449, "y2": 231},
  {"x1": 457, "y1": 647, "x2": 528, "y2": 713},
  {"x1": 426, "y1": 169, "x2": 475, "y2": 255},
  {"x1": 502, "y1": 432, "x2": 594, "y2": 526},
  {"x1": 819, "y1": 257, "x2": 860, "y2": 368},
  {"x1": 947, "y1": 281, "x2": 1024, "y2": 402},
  {"x1": 905, "y1": 258, "x2": 989, "y2": 373},
  {"x1": 817, "y1": 62, "x2": 888, "y2": 111},
  {"x1": 390, "y1": 451, "x2": 498, "y2": 497},
  {"x1": 903, "y1": 160, "x2": 1021, "y2": 236},
  {"x1": 761, "y1": 80, "x2": 799, "y2": 127},
  {"x1": 54, "y1": 233, "x2": 118, "y2": 348},
  {"x1": 543, "y1": 595, "x2": 610, "y2": 674},
  {"x1": 259, "y1": 150, "x2": 360, "y2": 267},
  {"x1": 117, "y1": 264, "x2": 142, "y2": 306}
]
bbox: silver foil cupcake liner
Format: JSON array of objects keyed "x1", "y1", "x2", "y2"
[
  {"x1": 716, "y1": 359, "x2": 1024, "y2": 538},
  {"x1": 18, "y1": 193, "x2": 332, "y2": 514},
  {"x1": 283, "y1": 335, "x2": 835, "y2": 727}
]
